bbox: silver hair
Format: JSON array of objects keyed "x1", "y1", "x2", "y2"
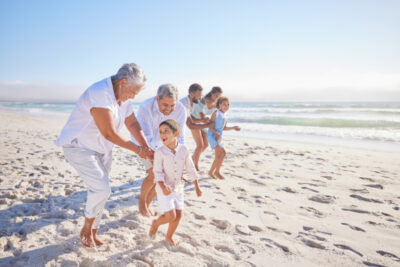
[
  {"x1": 111, "y1": 63, "x2": 147, "y2": 86},
  {"x1": 157, "y1": 84, "x2": 178, "y2": 100}
]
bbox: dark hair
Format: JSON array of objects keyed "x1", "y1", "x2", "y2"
[
  {"x1": 159, "y1": 119, "x2": 180, "y2": 133},
  {"x1": 188, "y1": 83, "x2": 203, "y2": 94},
  {"x1": 216, "y1": 96, "x2": 229, "y2": 109},
  {"x1": 205, "y1": 86, "x2": 223, "y2": 99}
]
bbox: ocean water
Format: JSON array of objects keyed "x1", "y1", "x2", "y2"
[{"x1": 1, "y1": 101, "x2": 399, "y2": 151}]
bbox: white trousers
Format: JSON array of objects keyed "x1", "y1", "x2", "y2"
[{"x1": 62, "y1": 141, "x2": 112, "y2": 229}]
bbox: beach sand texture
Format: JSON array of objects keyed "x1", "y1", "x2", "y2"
[{"x1": 1, "y1": 111, "x2": 400, "y2": 267}]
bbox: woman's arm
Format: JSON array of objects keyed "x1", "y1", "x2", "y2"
[
  {"x1": 90, "y1": 107, "x2": 145, "y2": 157},
  {"x1": 125, "y1": 113, "x2": 154, "y2": 159}
]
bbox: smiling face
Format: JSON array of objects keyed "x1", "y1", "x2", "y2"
[
  {"x1": 211, "y1": 92, "x2": 222, "y2": 103},
  {"x1": 219, "y1": 99, "x2": 230, "y2": 113},
  {"x1": 190, "y1": 90, "x2": 202, "y2": 104},
  {"x1": 157, "y1": 96, "x2": 176, "y2": 115},
  {"x1": 159, "y1": 124, "x2": 179, "y2": 148}
]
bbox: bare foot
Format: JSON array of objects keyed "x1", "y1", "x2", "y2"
[
  {"x1": 208, "y1": 171, "x2": 217, "y2": 179},
  {"x1": 80, "y1": 227, "x2": 95, "y2": 248},
  {"x1": 165, "y1": 237, "x2": 180, "y2": 246},
  {"x1": 215, "y1": 172, "x2": 225, "y2": 180},
  {"x1": 138, "y1": 197, "x2": 150, "y2": 217},
  {"x1": 149, "y1": 220, "x2": 158, "y2": 239},
  {"x1": 92, "y1": 229, "x2": 111, "y2": 246}
]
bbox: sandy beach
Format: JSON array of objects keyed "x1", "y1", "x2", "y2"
[{"x1": 1, "y1": 110, "x2": 399, "y2": 267}]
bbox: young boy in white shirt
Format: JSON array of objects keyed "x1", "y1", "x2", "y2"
[{"x1": 149, "y1": 119, "x2": 202, "y2": 245}]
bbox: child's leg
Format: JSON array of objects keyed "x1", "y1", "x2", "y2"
[
  {"x1": 215, "y1": 147, "x2": 226, "y2": 179},
  {"x1": 208, "y1": 148, "x2": 221, "y2": 178},
  {"x1": 149, "y1": 209, "x2": 176, "y2": 238},
  {"x1": 165, "y1": 209, "x2": 182, "y2": 245}
]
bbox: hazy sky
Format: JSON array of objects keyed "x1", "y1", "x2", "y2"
[{"x1": 1, "y1": 0, "x2": 399, "y2": 102}]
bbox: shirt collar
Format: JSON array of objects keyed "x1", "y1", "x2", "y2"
[{"x1": 162, "y1": 143, "x2": 181, "y2": 154}]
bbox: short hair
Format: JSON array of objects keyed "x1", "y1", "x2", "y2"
[
  {"x1": 157, "y1": 84, "x2": 178, "y2": 100},
  {"x1": 111, "y1": 63, "x2": 147, "y2": 86},
  {"x1": 205, "y1": 86, "x2": 223, "y2": 99},
  {"x1": 160, "y1": 119, "x2": 180, "y2": 133},
  {"x1": 188, "y1": 83, "x2": 203, "y2": 94},
  {"x1": 216, "y1": 96, "x2": 229, "y2": 109}
]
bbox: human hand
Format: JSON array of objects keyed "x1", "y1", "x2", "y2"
[
  {"x1": 202, "y1": 117, "x2": 210, "y2": 123},
  {"x1": 196, "y1": 187, "x2": 202, "y2": 197},
  {"x1": 162, "y1": 185, "x2": 171, "y2": 196},
  {"x1": 234, "y1": 126, "x2": 241, "y2": 131},
  {"x1": 208, "y1": 121, "x2": 215, "y2": 129},
  {"x1": 216, "y1": 134, "x2": 222, "y2": 143},
  {"x1": 144, "y1": 147, "x2": 154, "y2": 160}
]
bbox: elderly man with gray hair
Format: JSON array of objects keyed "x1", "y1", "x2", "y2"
[
  {"x1": 56, "y1": 63, "x2": 153, "y2": 249},
  {"x1": 131, "y1": 83, "x2": 187, "y2": 217}
]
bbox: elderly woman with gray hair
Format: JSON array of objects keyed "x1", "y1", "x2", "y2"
[{"x1": 55, "y1": 63, "x2": 153, "y2": 248}]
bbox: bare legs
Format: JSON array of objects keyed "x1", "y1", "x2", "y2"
[
  {"x1": 191, "y1": 129, "x2": 209, "y2": 171},
  {"x1": 149, "y1": 209, "x2": 182, "y2": 245},
  {"x1": 208, "y1": 146, "x2": 226, "y2": 179},
  {"x1": 80, "y1": 217, "x2": 96, "y2": 248},
  {"x1": 138, "y1": 169, "x2": 156, "y2": 216}
]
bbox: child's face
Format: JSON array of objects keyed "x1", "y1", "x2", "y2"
[
  {"x1": 219, "y1": 100, "x2": 230, "y2": 113},
  {"x1": 159, "y1": 124, "x2": 179, "y2": 147}
]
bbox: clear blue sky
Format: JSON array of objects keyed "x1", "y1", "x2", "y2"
[{"x1": 1, "y1": 0, "x2": 399, "y2": 101}]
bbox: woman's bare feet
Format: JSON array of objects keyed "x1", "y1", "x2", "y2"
[
  {"x1": 215, "y1": 172, "x2": 225, "y2": 179},
  {"x1": 208, "y1": 171, "x2": 217, "y2": 179},
  {"x1": 92, "y1": 229, "x2": 110, "y2": 246},
  {"x1": 80, "y1": 226, "x2": 95, "y2": 248},
  {"x1": 149, "y1": 220, "x2": 158, "y2": 239},
  {"x1": 165, "y1": 237, "x2": 180, "y2": 246}
]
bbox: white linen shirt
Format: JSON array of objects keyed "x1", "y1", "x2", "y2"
[
  {"x1": 153, "y1": 144, "x2": 199, "y2": 193},
  {"x1": 179, "y1": 96, "x2": 193, "y2": 117},
  {"x1": 132, "y1": 96, "x2": 186, "y2": 150},
  {"x1": 55, "y1": 77, "x2": 134, "y2": 157}
]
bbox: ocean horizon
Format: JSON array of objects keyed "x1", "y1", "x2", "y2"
[{"x1": 1, "y1": 100, "x2": 399, "y2": 152}]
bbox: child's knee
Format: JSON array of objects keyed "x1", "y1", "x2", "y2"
[{"x1": 165, "y1": 210, "x2": 177, "y2": 221}]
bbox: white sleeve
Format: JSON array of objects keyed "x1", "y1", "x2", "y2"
[
  {"x1": 153, "y1": 150, "x2": 165, "y2": 183},
  {"x1": 177, "y1": 105, "x2": 187, "y2": 145},
  {"x1": 88, "y1": 87, "x2": 113, "y2": 111},
  {"x1": 184, "y1": 146, "x2": 199, "y2": 181},
  {"x1": 137, "y1": 103, "x2": 155, "y2": 149}
]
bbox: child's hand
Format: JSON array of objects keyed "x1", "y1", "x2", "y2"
[
  {"x1": 196, "y1": 187, "x2": 202, "y2": 197},
  {"x1": 233, "y1": 126, "x2": 241, "y2": 131},
  {"x1": 162, "y1": 186, "x2": 171, "y2": 196}
]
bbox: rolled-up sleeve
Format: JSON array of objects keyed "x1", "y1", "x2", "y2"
[{"x1": 153, "y1": 150, "x2": 165, "y2": 183}]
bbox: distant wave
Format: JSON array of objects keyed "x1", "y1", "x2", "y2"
[{"x1": 230, "y1": 117, "x2": 400, "y2": 128}]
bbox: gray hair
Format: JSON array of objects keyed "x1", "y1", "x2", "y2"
[
  {"x1": 157, "y1": 84, "x2": 178, "y2": 100},
  {"x1": 111, "y1": 63, "x2": 147, "y2": 86}
]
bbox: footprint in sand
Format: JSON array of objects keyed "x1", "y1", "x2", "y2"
[
  {"x1": 260, "y1": 238, "x2": 290, "y2": 253},
  {"x1": 309, "y1": 195, "x2": 335, "y2": 204},
  {"x1": 231, "y1": 209, "x2": 249, "y2": 217},
  {"x1": 301, "y1": 238, "x2": 325, "y2": 249},
  {"x1": 248, "y1": 225, "x2": 263, "y2": 232},
  {"x1": 341, "y1": 222, "x2": 366, "y2": 232},
  {"x1": 376, "y1": 250, "x2": 400, "y2": 262},
  {"x1": 263, "y1": 211, "x2": 279, "y2": 220},
  {"x1": 235, "y1": 225, "x2": 251, "y2": 235},
  {"x1": 349, "y1": 194, "x2": 384, "y2": 204},
  {"x1": 299, "y1": 206, "x2": 325, "y2": 218},
  {"x1": 211, "y1": 219, "x2": 231, "y2": 230},
  {"x1": 280, "y1": 187, "x2": 297, "y2": 193},
  {"x1": 192, "y1": 212, "x2": 206, "y2": 220},
  {"x1": 334, "y1": 244, "x2": 363, "y2": 257},
  {"x1": 364, "y1": 184, "x2": 383, "y2": 189}
]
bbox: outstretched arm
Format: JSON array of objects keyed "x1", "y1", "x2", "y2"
[{"x1": 125, "y1": 113, "x2": 154, "y2": 159}]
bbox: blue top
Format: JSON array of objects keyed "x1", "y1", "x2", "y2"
[{"x1": 207, "y1": 110, "x2": 227, "y2": 149}]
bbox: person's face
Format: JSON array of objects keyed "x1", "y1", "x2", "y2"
[
  {"x1": 159, "y1": 124, "x2": 179, "y2": 147},
  {"x1": 211, "y1": 92, "x2": 222, "y2": 102},
  {"x1": 157, "y1": 96, "x2": 176, "y2": 115},
  {"x1": 219, "y1": 100, "x2": 230, "y2": 113},
  {"x1": 190, "y1": 90, "x2": 202, "y2": 104},
  {"x1": 119, "y1": 79, "x2": 143, "y2": 102}
]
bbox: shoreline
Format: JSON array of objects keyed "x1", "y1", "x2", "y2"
[{"x1": 1, "y1": 108, "x2": 399, "y2": 154}]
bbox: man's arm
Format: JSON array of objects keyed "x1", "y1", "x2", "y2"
[
  {"x1": 185, "y1": 116, "x2": 213, "y2": 130},
  {"x1": 136, "y1": 103, "x2": 155, "y2": 149}
]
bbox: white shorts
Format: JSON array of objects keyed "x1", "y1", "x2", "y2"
[{"x1": 155, "y1": 185, "x2": 184, "y2": 213}]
